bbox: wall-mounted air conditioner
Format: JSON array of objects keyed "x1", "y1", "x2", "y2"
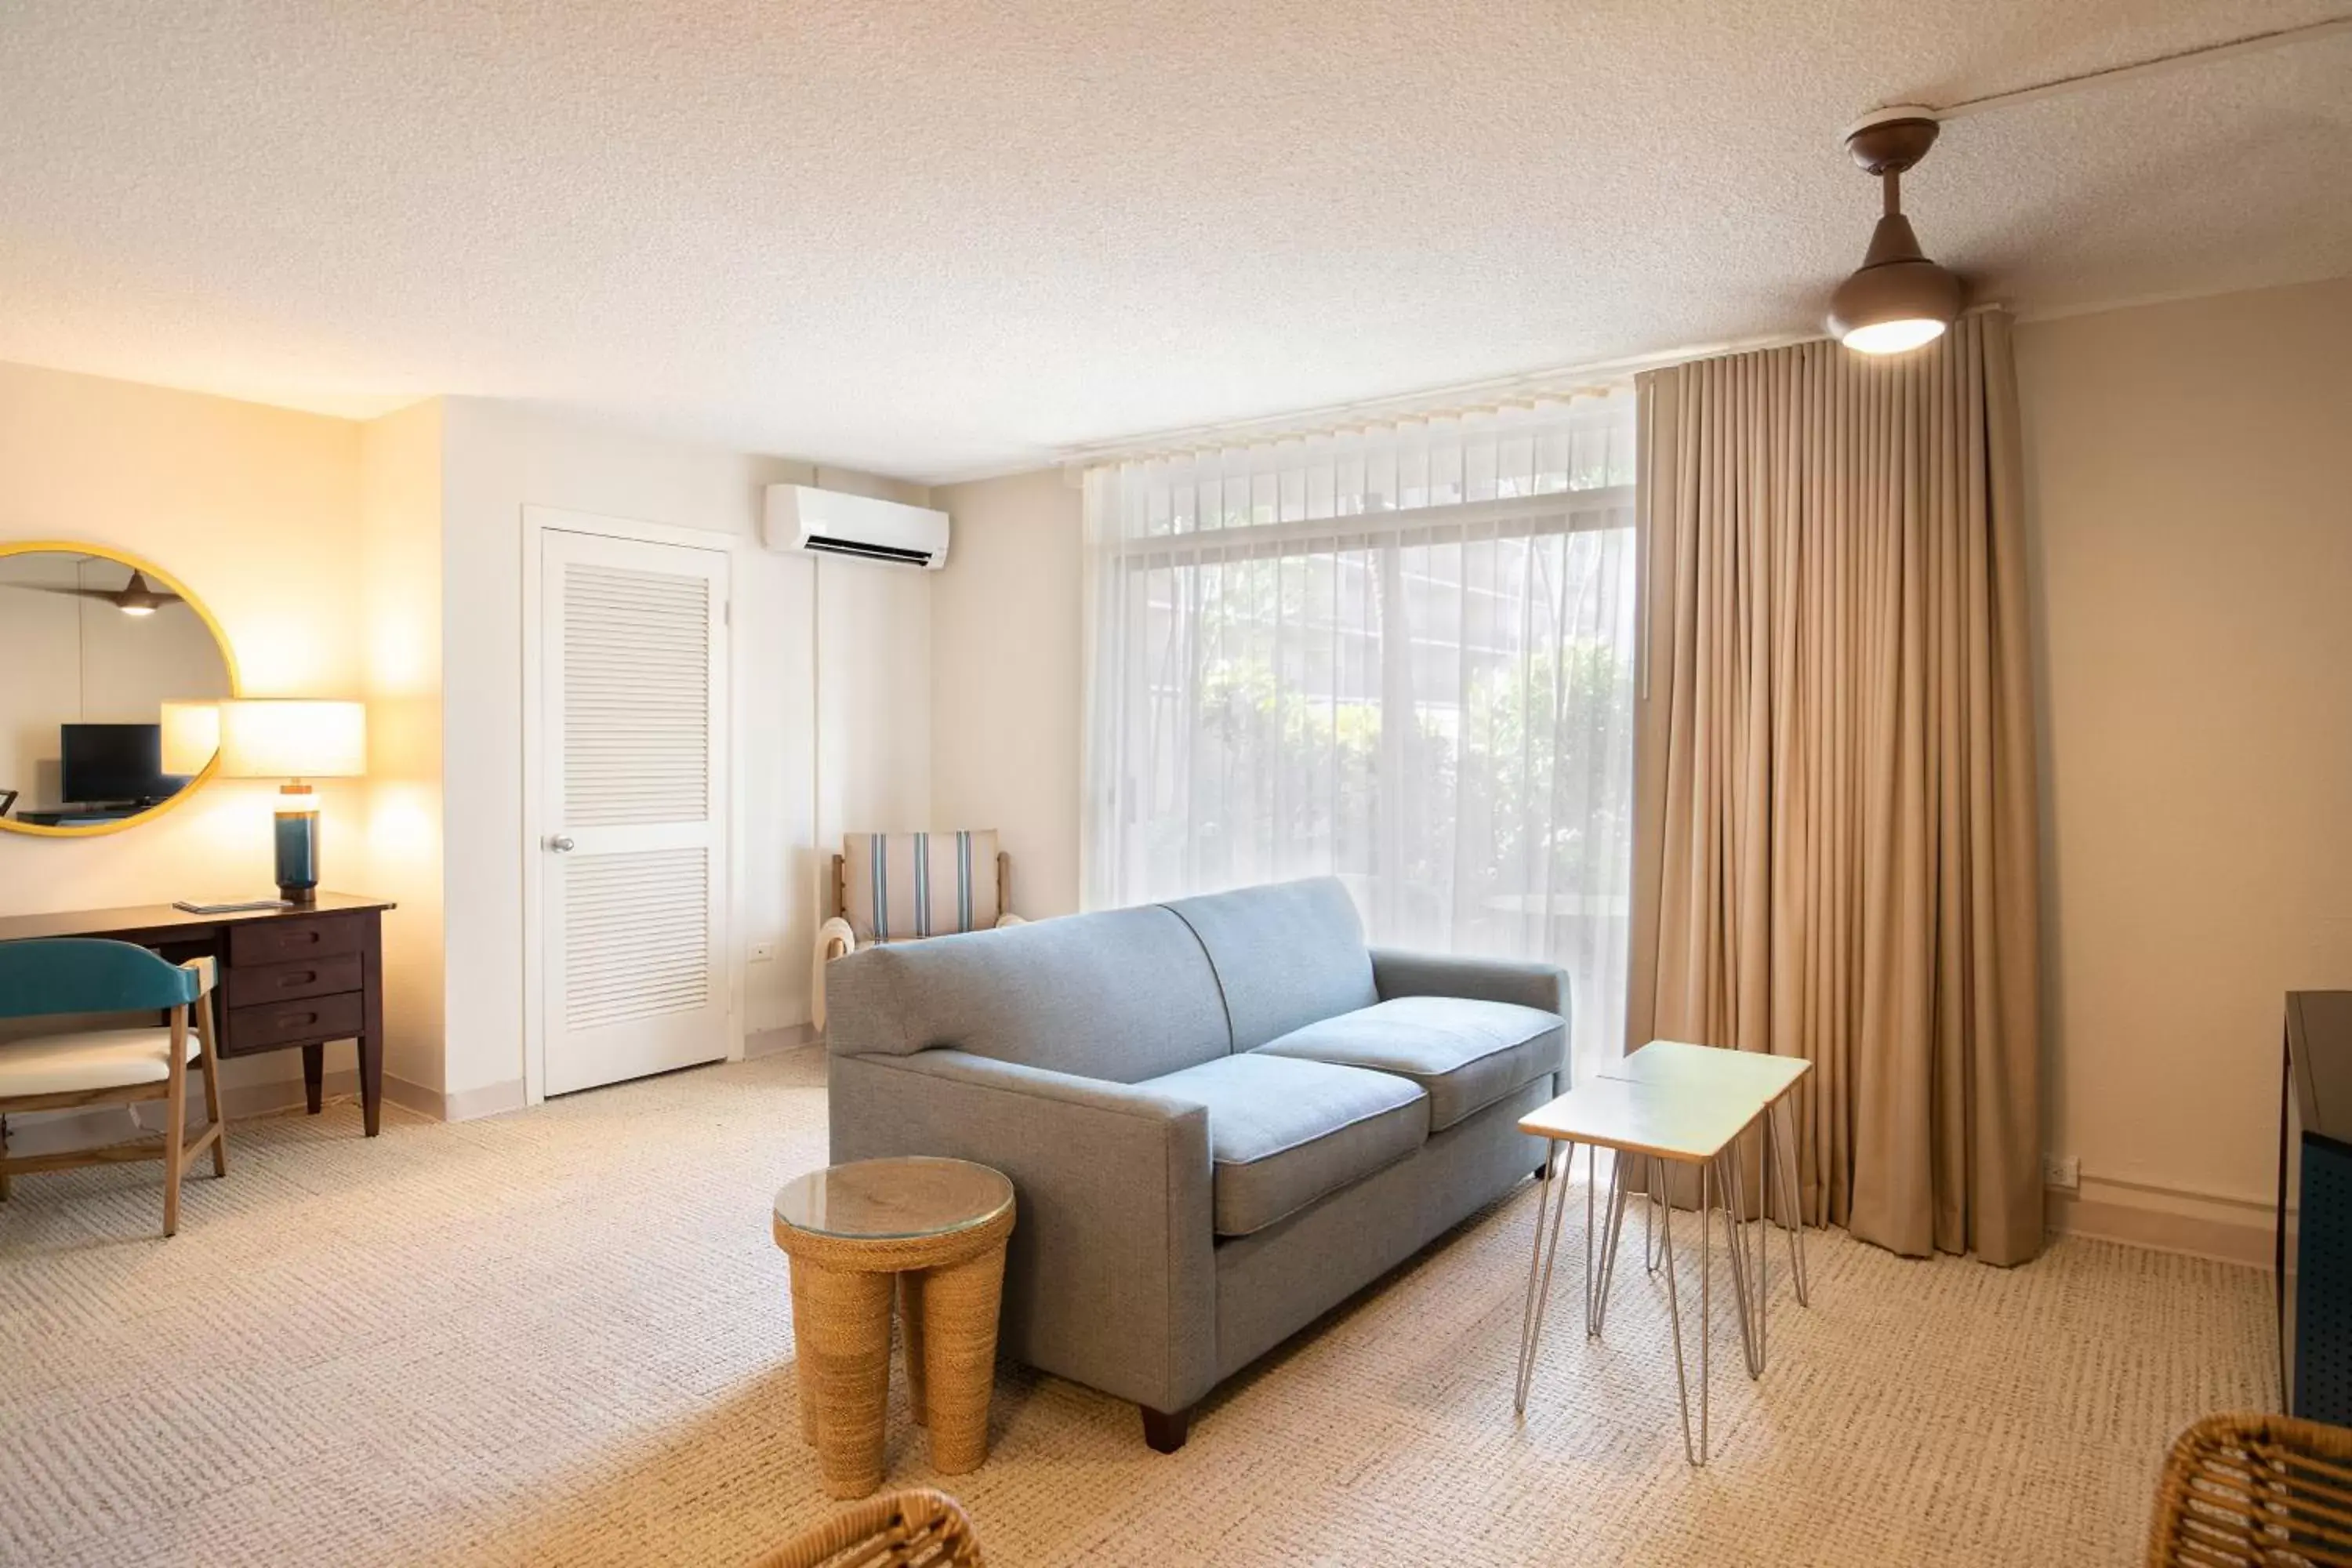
[{"x1": 761, "y1": 485, "x2": 950, "y2": 570}]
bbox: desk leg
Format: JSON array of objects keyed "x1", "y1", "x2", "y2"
[
  {"x1": 357, "y1": 1032, "x2": 383, "y2": 1137},
  {"x1": 359, "y1": 935, "x2": 386, "y2": 1137},
  {"x1": 302, "y1": 1045, "x2": 324, "y2": 1115}
]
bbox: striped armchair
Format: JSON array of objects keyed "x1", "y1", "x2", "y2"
[{"x1": 813, "y1": 831, "x2": 1022, "y2": 1031}]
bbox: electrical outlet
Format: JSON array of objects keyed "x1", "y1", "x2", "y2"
[
  {"x1": 748, "y1": 941, "x2": 776, "y2": 963},
  {"x1": 2042, "y1": 1153, "x2": 2080, "y2": 1191}
]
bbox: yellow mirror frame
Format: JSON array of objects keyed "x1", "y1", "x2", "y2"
[{"x1": 0, "y1": 539, "x2": 242, "y2": 840}]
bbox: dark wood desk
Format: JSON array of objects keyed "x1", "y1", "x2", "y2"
[{"x1": 0, "y1": 892, "x2": 397, "y2": 1135}]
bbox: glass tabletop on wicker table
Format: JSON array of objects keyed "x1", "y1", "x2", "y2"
[{"x1": 773, "y1": 1156, "x2": 1014, "y2": 1242}]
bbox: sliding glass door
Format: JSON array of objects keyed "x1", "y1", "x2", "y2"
[{"x1": 1083, "y1": 395, "x2": 1638, "y2": 1079}]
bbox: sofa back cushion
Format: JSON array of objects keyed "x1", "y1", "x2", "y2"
[
  {"x1": 823, "y1": 905, "x2": 1231, "y2": 1082},
  {"x1": 1161, "y1": 877, "x2": 1378, "y2": 1051}
]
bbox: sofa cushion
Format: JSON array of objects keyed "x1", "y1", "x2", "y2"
[
  {"x1": 1142, "y1": 1053, "x2": 1428, "y2": 1236},
  {"x1": 823, "y1": 906, "x2": 1231, "y2": 1083},
  {"x1": 1162, "y1": 877, "x2": 1378, "y2": 1050},
  {"x1": 1252, "y1": 996, "x2": 1565, "y2": 1131}
]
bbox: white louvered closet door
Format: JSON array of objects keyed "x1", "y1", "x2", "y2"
[{"x1": 540, "y1": 530, "x2": 730, "y2": 1096}]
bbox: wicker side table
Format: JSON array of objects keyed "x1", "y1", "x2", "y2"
[{"x1": 773, "y1": 1157, "x2": 1016, "y2": 1500}]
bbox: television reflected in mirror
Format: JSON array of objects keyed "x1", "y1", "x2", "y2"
[{"x1": 0, "y1": 544, "x2": 238, "y2": 837}]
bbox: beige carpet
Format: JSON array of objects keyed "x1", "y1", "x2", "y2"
[{"x1": 0, "y1": 1046, "x2": 2273, "y2": 1566}]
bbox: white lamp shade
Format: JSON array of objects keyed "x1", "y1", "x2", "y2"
[
  {"x1": 218, "y1": 700, "x2": 368, "y2": 780},
  {"x1": 158, "y1": 701, "x2": 223, "y2": 776}
]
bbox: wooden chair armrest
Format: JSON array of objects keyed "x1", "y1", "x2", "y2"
[{"x1": 818, "y1": 917, "x2": 858, "y2": 963}]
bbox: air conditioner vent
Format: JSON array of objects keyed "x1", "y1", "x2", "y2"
[{"x1": 804, "y1": 535, "x2": 935, "y2": 566}]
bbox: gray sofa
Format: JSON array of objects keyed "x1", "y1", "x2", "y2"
[{"x1": 824, "y1": 877, "x2": 1570, "y2": 1451}]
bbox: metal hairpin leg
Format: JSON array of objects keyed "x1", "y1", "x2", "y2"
[
  {"x1": 1771, "y1": 1095, "x2": 1811, "y2": 1306},
  {"x1": 1645, "y1": 1162, "x2": 1663, "y2": 1275},
  {"x1": 1701, "y1": 1155, "x2": 1715, "y2": 1460},
  {"x1": 1514, "y1": 1137, "x2": 1571, "y2": 1414},
  {"x1": 1718, "y1": 1145, "x2": 1763, "y2": 1379},
  {"x1": 1654, "y1": 1155, "x2": 1700, "y2": 1465},
  {"x1": 1750, "y1": 1127, "x2": 1769, "y2": 1372},
  {"x1": 1580, "y1": 1142, "x2": 1600, "y2": 1328},
  {"x1": 1590, "y1": 1148, "x2": 1633, "y2": 1337}
]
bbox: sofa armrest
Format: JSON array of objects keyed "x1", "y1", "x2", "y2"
[
  {"x1": 1369, "y1": 947, "x2": 1572, "y2": 1022},
  {"x1": 826, "y1": 1047, "x2": 1218, "y2": 1414}
]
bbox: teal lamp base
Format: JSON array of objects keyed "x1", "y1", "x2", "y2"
[{"x1": 274, "y1": 782, "x2": 320, "y2": 905}]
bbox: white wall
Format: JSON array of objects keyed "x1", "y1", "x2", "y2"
[
  {"x1": 928, "y1": 467, "x2": 1084, "y2": 916},
  {"x1": 0, "y1": 359, "x2": 368, "y2": 1104},
  {"x1": 814, "y1": 556, "x2": 933, "y2": 845},
  {"x1": 806, "y1": 466, "x2": 937, "y2": 855},
  {"x1": 359, "y1": 400, "x2": 448, "y2": 1100},
  {"x1": 437, "y1": 401, "x2": 931, "y2": 1105},
  {"x1": 2018, "y1": 275, "x2": 2352, "y2": 1243}
]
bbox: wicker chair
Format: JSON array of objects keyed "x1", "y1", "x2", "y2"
[
  {"x1": 749, "y1": 1488, "x2": 983, "y2": 1568},
  {"x1": 2147, "y1": 1412, "x2": 2352, "y2": 1566}
]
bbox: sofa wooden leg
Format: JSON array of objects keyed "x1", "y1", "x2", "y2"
[{"x1": 1141, "y1": 1403, "x2": 1192, "y2": 1454}]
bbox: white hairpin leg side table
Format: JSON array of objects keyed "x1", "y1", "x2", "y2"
[
  {"x1": 1512, "y1": 1076, "x2": 1769, "y2": 1465},
  {"x1": 1600, "y1": 1040, "x2": 1814, "y2": 1374}
]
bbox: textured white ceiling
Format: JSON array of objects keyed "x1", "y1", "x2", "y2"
[{"x1": 2, "y1": 2, "x2": 2348, "y2": 481}]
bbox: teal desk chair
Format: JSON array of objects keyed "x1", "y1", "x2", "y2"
[{"x1": 0, "y1": 938, "x2": 228, "y2": 1236}]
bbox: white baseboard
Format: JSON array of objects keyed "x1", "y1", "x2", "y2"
[
  {"x1": 2, "y1": 1067, "x2": 452, "y2": 1156},
  {"x1": 434, "y1": 1078, "x2": 529, "y2": 1121},
  {"x1": 2046, "y1": 1174, "x2": 2272, "y2": 1267},
  {"x1": 746, "y1": 1023, "x2": 818, "y2": 1059}
]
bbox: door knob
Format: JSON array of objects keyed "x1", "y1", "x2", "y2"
[{"x1": 548, "y1": 835, "x2": 576, "y2": 853}]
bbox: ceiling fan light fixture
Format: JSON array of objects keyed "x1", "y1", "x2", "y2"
[
  {"x1": 1827, "y1": 108, "x2": 1965, "y2": 355},
  {"x1": 114, "y1": 571, "x2": 163, "y2": 615}
]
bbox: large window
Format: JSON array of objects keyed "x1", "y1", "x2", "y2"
[{"x1": 1082, "y1": 394, "x2": 1638, "y2": 1078}]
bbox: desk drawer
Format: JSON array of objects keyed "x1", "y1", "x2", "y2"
[
  {"x1": 230, "y1": 916, "x2": 365, "y2": 967},
  {"x1": 227, "y1": 953, "x2": 364, "y2": 1010},
  {"x1": 224, "y1": 993, "x2": 365, "y2": 1054}
]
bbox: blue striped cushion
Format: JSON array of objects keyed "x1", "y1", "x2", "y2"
[{"x1": 843, "y1": 831, "x2": 1001, "y2": 942}]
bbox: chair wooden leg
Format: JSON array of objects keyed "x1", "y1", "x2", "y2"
[
  {"x1": 162, "y1": 1007, "x2": 189, "y2": 1237},
  {"x1": 195, "y1": 991, "x2": 227, "y2": 1178},
  {"x1": 0, "y1": 1114, "x2": 11, "y2": 1203}
]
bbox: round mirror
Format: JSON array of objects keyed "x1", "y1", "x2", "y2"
[{"x1": 0, "y1": 543, "x2": 239, "y2": 837}]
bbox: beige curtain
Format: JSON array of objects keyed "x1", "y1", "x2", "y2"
[{"x1": 1627, "y1": 312, "x2": 2042, "y2": 1265}]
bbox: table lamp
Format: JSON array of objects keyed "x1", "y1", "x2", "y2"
[
  {"x1": 216, "y1": 699, "x2": 367, "y2": 905},
  {"x1": 158, "y1": 700, "x2": 223, "y2": 780}
]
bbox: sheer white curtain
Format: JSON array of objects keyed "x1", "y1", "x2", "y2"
[{"x1": 1081, "y1": 392, "x2": 1639, "y2": 1079}]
